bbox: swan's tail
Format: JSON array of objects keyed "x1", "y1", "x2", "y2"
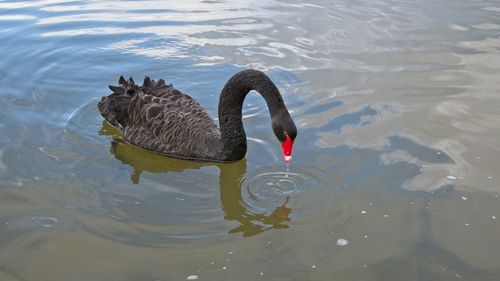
[{"x1": 97, "y1": 76, "x2": 139, "y2": 129}]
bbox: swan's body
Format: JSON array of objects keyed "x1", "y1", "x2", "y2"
[{"x1": 98, "y1": 69, "x2": 296, "y2": 162}]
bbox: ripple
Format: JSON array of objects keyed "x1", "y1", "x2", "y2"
[
  {"x1": 4, "y1": 96, "x2": 35, "y2": 109},
  {"x1": 245, "y1": 171, "x2": 309, "y2": 200},
  {"x1": 240, "y1": 165, "x2": 334, "y2": 221},
  {"x1": 62, "y1": 98, "x2": 108, "y2": 144},
  {"x1": 4, "y1": 214, "x2": 71, "y2": 231}
]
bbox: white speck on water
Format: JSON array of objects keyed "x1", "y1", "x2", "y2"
[
  {"x1": 492, "y1": 216, "x2": 497, "y2": 220},
  {"x1": 465, "y1": 223, "x2": 470, "y2": 226},
  {"x1": 186, "y1": 275, "x2": 199, "y2": 280},
  {"x1": 361, "y1": 210, "x2": 367, "y2": 214},
  {"x1": 311, "y1": 265, "x2": 316, "y2": 269},
  {"x1": 461, "y1": 196, "x2": 467, "y2": 201},
  {"x1": 369, "y1": 202, "x2": 373, "y2": 206},
  {"x1": 410, "y1": 201, "x2": 414, "y2": 205},
  {"x1": 446, "y1": 175, "x2": 457, "y2": 180},
  {"x1": 210, "y1": 262, "x2": 215, "y2": 265},
  {"x1": 458, "y1": 176, "x2": 464, "y2": 180},
  {"x1": 267, "y1": 241, "x2": 271, "y2": 244},
  {"x1": 336, "y1": 238, "x2": 349, "y2": 246},
  {"x1": 383, "y1": 214, "x2": 389, "y2": 218},
  {"x1": 476, "y1": 156, "x2": 481, "y2": 160},
  {"x1": 495, "y1": 194, "x2": 499, "y2": 198},
  {"x1": 134, "y1": 201, "x2": 140, "y2": 205},
  {"x1": 259, "y1": 272, "x2": 264, "y2": 276},
  {"x1": 456, "y1": 273, "x2": 462, "y2": 278},
  {"x1": 228, "y1": 252, "x2": 233, "y2": 255},
  {"x1": 364, "y1": 235, "x2": 368, "y2": 239},
  {"x1": 222, "y1": 266, "x2": 227, "y2": 271},
  {"x1": 487, "y1": 176, "x2": 493, "y2": 180},
  {"x1": 363, "y1": 265, "x2": 367, "y2": 268},
  {"x1": 436, "y1": 151, "x2": 442, "y2": 155}
]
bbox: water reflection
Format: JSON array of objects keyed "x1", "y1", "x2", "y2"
[{"x1": 100, "y1": 121, "x2": 291, "y2": 237}]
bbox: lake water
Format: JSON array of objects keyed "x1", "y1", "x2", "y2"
[{"x1": 1, "y1": 0, "x2": 500, "y2": 280}]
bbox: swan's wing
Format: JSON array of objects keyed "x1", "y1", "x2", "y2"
[
  {"x1": 124, "y1": 78, "x2": 221, "y2": 160},
  {"x1": 98, "y1": 76, "x2": 141, "y2": 129},
  {"x1": 98, "y1": 92, "x2": 132, "y2": 128}
]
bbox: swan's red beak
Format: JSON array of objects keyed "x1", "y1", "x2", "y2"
[{"x1": 281, "y1": 134, "x2": 294, "y2": 163}]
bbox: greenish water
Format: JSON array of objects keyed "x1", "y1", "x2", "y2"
[{"x1": 1, "y1": 0, "x2": 500, "y2": 280}]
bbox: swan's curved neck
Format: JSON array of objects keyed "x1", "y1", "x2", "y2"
[{"x1": 218, "y1": 70, "x2": 286, "y2": 161}]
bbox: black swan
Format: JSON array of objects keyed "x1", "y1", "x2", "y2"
[{"x1": 98, "y1": 69, "x2": 297, "y2": 162}]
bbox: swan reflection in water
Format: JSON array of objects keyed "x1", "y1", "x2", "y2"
[{"x1": 100, "y1": 121, "x2": 291, "y2": 237}]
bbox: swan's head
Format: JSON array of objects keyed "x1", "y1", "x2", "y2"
[{"x1": 272, "y1": 113, "x2": 297, "y2": 163}]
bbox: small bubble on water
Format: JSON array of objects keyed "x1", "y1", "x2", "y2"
[
  {"x1": 311, "y1": 265, "x2": 316, "y2": 269},
  {"x1": 436, "y1": 151, "x2": 442, "y2": 155},
  {"x1": 383, "y1": 214, "x2": 389, "y2": 218},
  {"x1": 492, "y1": 216, "x2": 497, "y2": 220},
  {"x1": 259, "y1": 272, "x2": 264, "y2": 276},
  {"x1": 363, "y1": 235, "x2": 368, "y2": 239},
  {"x1": 487, "y1": 176, "x2": 493, "y2": 180},
  {"x1": 461, "y1": 196, "x2": 468, "y2": 201},
  {"x1": 361, "y1": 210, "x2": 367, "y2": 214},
  {"x1": 446, "y1": 175, "x2": 457, "y2": 180},
  {"x1": 186, "y1": 275, "x2": 199, "y2": 280},
  {"x1": 222, "y1": 266, "x2": 227, "y2": 271},
  {"x1": 336, "y1": 238, "x2": 349, "y2": 246},
  {"x1": 465, "y1": 223, "x2": 470, "y2": 226}
]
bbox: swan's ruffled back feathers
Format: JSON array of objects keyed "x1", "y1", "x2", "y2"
[{"x1": 98, "y1": 76, "x2": 222, "y2": 160}]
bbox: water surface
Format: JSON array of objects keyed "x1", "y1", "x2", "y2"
[{"x1": 1, "y1": 0, "x2": 500, "y2": 280}]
